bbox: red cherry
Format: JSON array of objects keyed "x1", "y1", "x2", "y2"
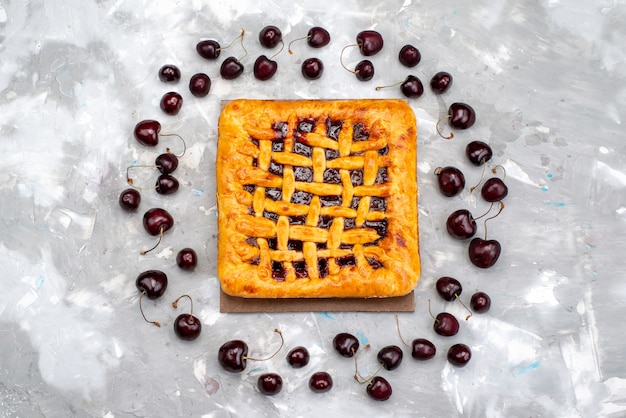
[
  {"x1": 356, "y1": 30, "x2": 384, "y2": 56},
  {"x1": 160, "y1": 91, "x2": 183, "y2": 116},
  {"x1": 468, "y1": 237, "x2": 501, "y2": 268}
]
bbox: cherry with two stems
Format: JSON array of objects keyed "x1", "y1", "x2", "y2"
[
  {"x1": 287, "y1": 26, "x2": 330, "y2": 54},
  {"x1": 135, "y1": 270, "x2": 168, "y2": 327},
  {"x1": 217, "y1": 329, "x2": 284, "y2": 372},
  {"x1": 395, "y1": 315, "x2": 436, "y2": 360},
  {"x1": 172, "y1": 294, "x2": 201, "y2": 341},
  {"x1": 436, "y1": 102, "x2": 476, "y2": 139}
]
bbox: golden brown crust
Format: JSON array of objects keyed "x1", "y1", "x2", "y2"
[{"x1": 216, "y1": 99, "x2": 419, "y2": 298}]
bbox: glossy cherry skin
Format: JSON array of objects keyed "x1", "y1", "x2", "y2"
[
  {"x1": 286, "y1": 346, "x2": 310, "y2": 368},
  {"x1": 471, "y1": 292, "x2": 491, "y2": 313},
  {"x1": 159, "y1": 64, "x2": 181, "y2": 83},
  {"x1": 174, "y1": 314, "x2": 201, "y2": 341},
  {"x1": 253, "y1": 55, "x2": 278, "y2": 81},
  {"x1": 189, "y1": 73, "x2": 211, "y2": 97},
  {"x1": 155, "y1": 153, "x2": 178, "y2": 175},
  {"x1": 333, "y1": 332, "x2": 359, "y2": 357},
  {"x1": 411, "y1": 338, "x2": 436, "y2": 360},
  {"x1": 135, "y1": 270, "x2": 168, "y2": 299},
  {"x1": 160, "y1": 92, "x2": 183, "y2": 116},
  {"x1": 218, "y1": 340, "x2": 248, "y2": 372},
  {"x1": 436, "y1": 277, "x2": 463, "y2": 301},
  {"x1": 309, "y1": 371, "x2": 333, "y2": 393},
  {"x1": 355, "y1": 60, "x2": 374, "y2": 81},
  {"x1": 259, "y1": 25, "x2": 282, "y2": 48},
  {"x1": 307, "y1": 27, "x2": 330, "y2": 48},
  {"x1": 367, "y1": 376, "x2": 392, "y2": 401},
  {"x1": 469, "y1": 238, "x2": 501, "y2": 268},
  {"x1": 433, "y1": 312, "x2": 460, "y2": 337},
  {"x1": 430, "y1": 71, "x2": 453, "y2": 94},
  {"x1": 435, "y1": 166, "x2": 465, "y2": 197},
  {"x1": 447, "y1": 343, "x2": 471, "y2": 367},
  {"x1": 176, "y1": 248, "x2": 198, "y2": 271},
  {"x1": 446, "y1": 209, "x2": 477, "y2": 240},
  {"x1": 377, "y1": 345, "x2": 403, "y2": 371},
  {"x1": 196, "y1": 39, "x2": 221, "y2": 60},
  {"x1": 399, "y1": 44, "x2": 421, "y2": 67},
  {"x1": 143, "y1": 208, "x2": 174, "y2": 236},
  {"x1": 119, "y1": 188, "x2": 141, "y2": 211},
  {"x1": 257, "y1": 373, "x2": 283, "y2": 395},
  {"x1": 400, "y1": 75, "x2": 424, "y2": 98},
  {"x1": 220, "y1": 57, "x2": 244, "y2": 80},
  {"x1": 448, "y1": 103, "x2": 476, "y2": 129},
  {"x1": 302, "y1": 57, "x2": 323, "y2": 80},
  {"x1": 466, "y1": 141, "x2": 493, "y2": 166},
  {"x1": 134, "y1": 120, "x2": 161, "y2": 147},
  {"x1": 481, "y1": 177, "x2": 508, "y2": 202},
  {"x1": 155, "y1": 174, "x2": 179, "y2": 195},
  {"x1": 356, "y1": 30, "x2": 384, "y2": 56}
]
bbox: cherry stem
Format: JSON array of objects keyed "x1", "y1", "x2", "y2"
[
  {"x1": 493, "y1": 164, "x2": 507, "y2": 181},
  {"x1": 435, "y1": 114, "x2": 454, "y2": 140},
  {"x1": 353, "y1": 344, "x2": 384, "y2": 385},
  {"x1": 138, "y1": 291, "x2": 161, "y2": 327},
  {"x1": 221, "y1": 28, "x2": 245, "y2": 51},
  {"x1": 244, "y1": 329, "x2": 284, "y2": 362},
  {"x1": 454, "y1": 294, "x2": 473, "y2": 321},
  {"x1": 339, "y1": 43, "x2": 359, "y2": 74},
  {"x1": 159, "y1": 132, "x2": 186, "y2": 157},
  {"x1": 172, "y1": 294, "x2": 195, "y2": 323},
  {"x1": 287, "y1": 35, "x2": 310, "y2": 54},
  {"x1": 236, "y1": 28, "x2": 248, "y2": 62},
  {"x1": 483, "y1": 201, "x2": 505, "y2": 239},
  {"x1": 395, "y1": 314, "x2": 411, "y2": 349},
  {"x1": 427, "y1": 299, "x2": 439, "y2": 324},
  {"x1": 473, "y1": 202, "x2": 496, "y2": 222},
  {"x1": 375, "y1": 80, "x2": 403, "y2": 91},
  {"x1": 141, "y1": 225, "x2": 164, "y2": 255},
  {"x1": 470, "y1": 163, "x2": 488, "y2": 193},
  {"x1": 269, "y1": 40, "x2": 285, "y2": 60},
  {"x1": 126, "y1": 165, "x2": 160, "y2": 190}
]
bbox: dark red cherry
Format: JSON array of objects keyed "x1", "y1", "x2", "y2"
[
  {"x1": 356, "y1": 30, "x2": 384, "y2": 56},
  {"x1": 155, "y1": 153, "x2": 178, "y2": 175},
  {"x1": 355, "y1": 60, "x2": 375, "y2": 81},
  {"x1": 435, "y1": 166, "x2": 465, "y2": 197},
  {"x1": 134, "y1": 120, "x2": 161, "y2": 147},
  {"x1": 433, "y1": 312, "x2": 459, "y2": 337},
  {"x1": 307, "y1": 26, "x2": 330, "y2": 48},
  {"x1": 469, "y1": 238, "x2": 501, "y2": 268},
  {"x1": 257, "y1": 373, "x2": 283, "y2": 396},
  {"x1": 176, "y1": 248, "x2": 198, "y2": 271},
  {"x1": 448, "y1": 102, "x2": 476, "y2": 129},
  {"x1": 160, "y1": 92, "x2": 183, "y2": 116},
  {"x1": 398, "y1": 44, "x2": 421, "y2": 67},
  {"x1": 333, "y1": 332, "x2": 359, "y2": 357},
  {"x1": 466, "y1": 141, "x2": 493, "y2": 165},
  {"x1": 218, "y1": 340, "x2": 248, "y2": 372},
  {"x1": 155, "y1": 174, "x2": 179, "y2": 195},
  {"x1": 220, "y1": 57, "x2": 244, "y2": 80},
  {"x1": 366, "y1": 376, "x2": 392, "y2": 401},
  {"x1": 286, "y1": 346, "x2": 310, "y2": 368},
  {"x1": 446, "y1": 209, "x2": 477, "y2": 240},
  {"x1": 253, "y1": 55, "x2": 278, "y2": 81},
  {"x1": 471, "y1": 292, "x2": 491, "y2": 313},
  {"x1": 143, "y1": 207, "x2": 174, "y2": 236},
  {"x1": 377, "y1": 345, "x2": 403, "y2": 371},
  {"x1": 135, "y1": 270, "x2": 168, "y2": 299},
  {"x1": 309, "y1": 371, "x2": 333, "y2": 393},
  {"x1": 401, "y1": 75, "x2": 424, "y2": 98},
  {"x1": 447, "y1": 343, "x2": 471, "y2": 367},
  {"x1": 174, "y1": 313, "x2": 201, "y2": 341},
  {"x1": 411, "y1": 338, "x2": 436, "y2": 360},
  {"x1": 481, "y1": 177, "x2": 508, "y2": 202},
  {"x1": 430, "y1": 71, "x2": 453, "y2": 94},
  {"x1": 259, "y1": 25, "x2": 282, "y2": 48},
  {"x1": 196, "y1": 39, "x2": 221, "y2": 60},
  {"x1": 158, "y1": 64, "x2": 181, "y2": 83},
  {"x1": 436, "y1": 277, "x2": 463, "y2": 301},
  {"x1": 119, "y1": 188, "x2": 141, "y2": 211},
  {"x1": 302, "y1": 57, "x2": 323, "y2": 80},
  {"x1": 189, "y1": 73, "x2": 211, "y2": 97}
]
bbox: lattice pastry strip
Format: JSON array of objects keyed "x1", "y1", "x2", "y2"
[{"x1": 217, "y1": 99, "x2": 419, "y2": 298}]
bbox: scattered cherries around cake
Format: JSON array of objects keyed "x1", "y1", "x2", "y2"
[
  {"x1": 133, "y1": 119, "x2": 186, "y2": 157},
  {"x1": 176, "y1": 248, "x2": 198, "y2": 271},
  {"x1": 309, "y1": 371, "x2": 333, "y2": 393},
  {"x1": 430, "y1": 71, "x2": 453, "y2": 94},
  {"x1": 398, "y1": 44, "x2": 421, "y2": 67},
  {"x1": 287, "y1": 26, "x2": 331, "y2": 53},
  {"x1": 189, "y1": 73, "x2": 211, "y2": 97},
  {"x1": 436, "y1": 102, "x2": 477, "y2": 139},
  {"x1": 434, "y1": 166, "x2": 465, "y2": 197},
  {"x1": 172, "y1": 294, "x2": 202, "y2": 341},
  {"x1": 333, "y1": 332, "x2": 360, "y2": 357},
  {"x1": 160, "y1": 91, "x2": 183, "y2": 116},
  {"x1": 446, "y1": 209, "x2": 477, "y2": 240},
  {"x1": 119, "y1": 188, "x2": 141, "y2": 211},
  {"x1": 301, "y1": 57, "x2": 324, "y2": 80},
  {"x1": 158, "y1": 64, "x2": 181, "y2": 83},
  {"x1": 135, "y1": 269, "x2": 168, "y2": 327},
  {"x1": 257, "y1": 372, "x2": 283, "y2": 396},
  {"x1": 447, "y1": 343, "x2": 472, "y2": 367},
  {"x1": 286, "y1": 346, "x2": 310, "y2": 368},
  {"x1": 217, "y1": 329, "x2": 284, "y2": 372}
]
